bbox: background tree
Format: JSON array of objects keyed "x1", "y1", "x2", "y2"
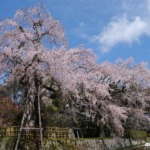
[{"x1": 0, "y1": 97, "x2": 21, "y2": 126}]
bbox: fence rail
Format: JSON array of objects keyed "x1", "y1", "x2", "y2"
[{"x1": 0, "y1": 126, "x2": 70, "y2": 139}]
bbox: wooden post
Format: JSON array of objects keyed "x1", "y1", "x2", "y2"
[
  {"x1": 14, "y1": 98, "x2": 29, "y2": 150},
  {"x1": 38, "y1": 86, "x2": 44, "y2": 150},
  {"x1": 15, "y1": 86, "x2": 44, "y2": 150}
]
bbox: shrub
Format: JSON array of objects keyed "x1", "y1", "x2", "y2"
[{"x1": 126, "y1": 130, "x2": 147, "y2": 138}]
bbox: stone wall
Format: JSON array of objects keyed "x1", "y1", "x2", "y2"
[
  {"x1": 44, "y1": 137, "x2": 146, "y2": 150},
  {"x1": 0, "y1": 137, "x2": 146, "y2": 150}
]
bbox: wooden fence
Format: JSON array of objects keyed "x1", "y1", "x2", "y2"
[{"x1": 0, "y1": 126, "x2": 70, "y2": 139}]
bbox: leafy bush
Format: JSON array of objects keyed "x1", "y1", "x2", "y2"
[{"x1": 126, "y1": 130, "x2": 147, "y2": 138}]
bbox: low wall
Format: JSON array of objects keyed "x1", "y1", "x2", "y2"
[
  {"x1": 44, "y1": 137, "x2": 146, "y2": 150},
  {"x1": 0, "y1": 137, "x2": 146, "y2": 150}
]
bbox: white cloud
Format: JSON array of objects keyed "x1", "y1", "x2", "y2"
[
  {"x1": 95, "y1": 15, "x2": 148, "y2": 53},
  {"x1": 92, "y1": 0, "x2": 150, "y2": 53}
]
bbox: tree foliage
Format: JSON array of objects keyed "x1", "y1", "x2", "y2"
[{"x1": 0, "y1": 97, "x2": 21, "y2": 126}]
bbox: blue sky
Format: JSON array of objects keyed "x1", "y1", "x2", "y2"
[{"x1": 1, "y1": 0, "x2": 150, "y2": 64}]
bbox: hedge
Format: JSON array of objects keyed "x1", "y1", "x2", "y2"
[{"x1": 127, "y1": 130, "x2": 147, "y2": 138}]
